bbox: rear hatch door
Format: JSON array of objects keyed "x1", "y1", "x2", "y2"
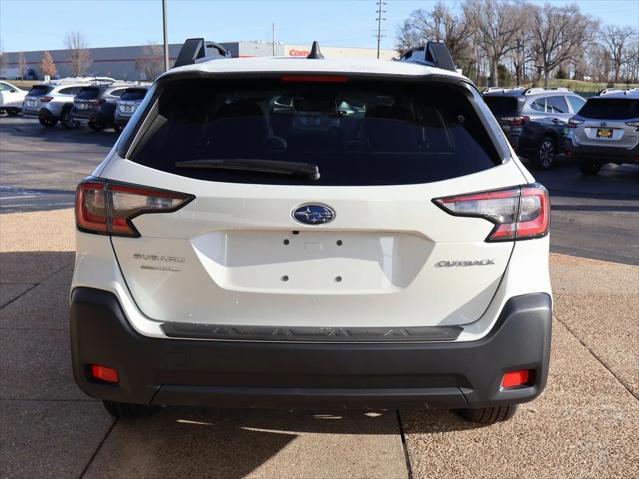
[
  {"x1": 575, "y1": 97, "x2": 639, "y2": 148},
  {"x1": 106, "y1": 77, "x2": 526, "y2": 330}
]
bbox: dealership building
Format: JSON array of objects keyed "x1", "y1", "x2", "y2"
[{"x1": 1, "y1": 41, "x2": 397, "y2": 80}]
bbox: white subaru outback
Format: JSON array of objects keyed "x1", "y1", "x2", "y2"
[{"x1": 71, "y1": 41, "x2": 552, "y2": 424}]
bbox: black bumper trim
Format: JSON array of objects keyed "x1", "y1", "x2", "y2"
[
  {"x1": 70, "y1": 288, "x2": 552, "y2": 409},
  {"x1": 161, "y1": 322, "x2": 462, "y2": 342},
  {"x1": 37, "y1": 108, "x2": 56, "y2": 121},
  {"x1": 573, "y1": 143, "x2": 639, "y2": 163}
]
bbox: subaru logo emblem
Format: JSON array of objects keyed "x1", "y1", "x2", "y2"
[
  {"x1": 600, "y1": 121, "x2": 607, "y2": 127},
  {"x1": 292, "y1": 203, "x2": 335, "y2": 225}
]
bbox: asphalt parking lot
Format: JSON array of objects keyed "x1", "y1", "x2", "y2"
[{"x1": 1, "y1": 116, "x2": 638, "y2": 478}]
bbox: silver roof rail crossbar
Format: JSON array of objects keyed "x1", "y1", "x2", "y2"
[
  {"x1": 599, "y1": 87, "x2": 639, "y2": 96},
  {"x1": 482, "y1": 87, "x2": 525, "y2": 94},
  {"x1": 174, "y1": 38, "x2": 231, "y2": 68},
  {"x1": 398, "y1": 42, "x2": 456, "y2": 72},
  {"x1": 524, "y1": 87, "x2": 572, "y2": 95}
]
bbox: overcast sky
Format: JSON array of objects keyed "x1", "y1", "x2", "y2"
[{"x1": 1, "y1": 0, "x2": 638, "y2": 53}]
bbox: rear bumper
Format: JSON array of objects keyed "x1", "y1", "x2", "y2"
[
  {"x1": 71, "y1": 109, "x2": 99, "y2": 123},
  {"x1": 573, "y1": 142, "x2": 639, "y2": 163},
  {"x1": 70, "y1": 288, "x2": 552, "y2": 410},
  {"x1": 113, "y1": 112, "x2": 133, "y2": 125}
]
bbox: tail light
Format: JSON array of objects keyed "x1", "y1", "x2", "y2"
[
  {"x1": 625, "y1": 121, "x2": 639, "y2": 130},
  {"x1": 40, "y1": 96, "x2": 54, "y2": 103},
  {"x1": 504, "y1": 115, "x2": 529, "y2": 126},
  {"x1": 434, "y1": 184, "x2": 549, "y2": 242},
  {"x1": 75, "y1": 178, "x2": 194, "y2": 237},
  {"x1": 568, "y1": 119, "x2": 584, "y2": 129}
]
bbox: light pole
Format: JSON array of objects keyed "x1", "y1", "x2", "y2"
[
  {"x1": 375, "y1": 0, "x2": 387, "y2": 59},
  {"x1": 162, "y1": 0, "x2": 169, "y2": 71},
  {"x1": 272, "y1": 23, "x2": 276, "y2": 56}
]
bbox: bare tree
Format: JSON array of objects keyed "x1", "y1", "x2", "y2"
[
  {"x1": 601, "y1": 25, "x2": 636, "y2": 82},
  {"x1": 135, "y1": 43, "x2": 164, "y2": 81},
  {"x1": 463, "y1": 0, "x2": 527, "y2": 87},
  {"x1": 585, "y1": 45, "x2": 612, "y2": 83},
  {"x1": 17, "y1": 52, "x2": 26, "y2": 80},
  {"x1": 40, "y1": 51, "x2": 57, "y2": 78},
  {"x1": 628, "y1": 40, "x2": 639, "y2": 81},
  {"x1": 65, "y1": 32, "x2": 92, "y2": 77},
  {"x1": 507, "y1": 6, "x2": 534, "y2": 86},
  {"x1": 530, "y1": 4, "x2": 598, "y2": 87},
  {"x1": 396, "y1": 2, "x2": 475, "y2": 64}
]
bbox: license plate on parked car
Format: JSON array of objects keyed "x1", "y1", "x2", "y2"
[
  {"x1": 596, "y1": 128, "x2": 612, "y2": 138},
  {"x1": 123, "y1": 105, "x2": 133, "y2": 113},
  {"x1": 77, "y1": 103, "x2": 87, "y2": 110},
  {"x1": 27, "y1": 100, "x2": 37, "y2": 107}
]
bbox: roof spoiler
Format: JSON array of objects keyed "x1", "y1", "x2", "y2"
[
  {"x1": 174, "y1": 38, "x2": 231, "y2": 68},
  {"x1": 398, "y1": 42, "x2": 456, "y2": 72}
]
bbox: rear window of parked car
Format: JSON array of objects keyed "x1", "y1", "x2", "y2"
[
  {"x1": 578, "y1": 98, "x2": 639, "y2": 120},
  {"x1": 547, "y1": 96, "x2": 568, "y2": 113},
  {"x1": 483, "y1": 96, "x2": 518, "y2": 116},
  {"x1": 128, "y1": 78, "x2": 502, "y2": 186},
  {"x1": 567, "y1": 96, "x2": 585, "y2": 113},
  {"x1": 120, "y1": 88, "x2": 147, "y2": 101},
  {"x1": 27, "y1": 85, "x2": 53, "y2": 96},
  {"x1": 59, "y1": 87, "x2": 83, "y2": 95},
  {"x1": 76, "y1": 87, "x2": 100, "y2": 100}
]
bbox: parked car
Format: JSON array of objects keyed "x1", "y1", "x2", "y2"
[
  {"x1": 113, "y1": 85, "x2": 150, "y2": 133},
  {"x1": 71, "y1": 83, "x2": 133, "y2": 131},
  {"x1": 0, "y1": 80, "x2": 27, "y2": 115},
  {"x1": 483, "y1": 87, "x2": 586, "y2": 169},
  {"x1": 71, "y1": 40, "x2": 551, "y2": 425},
  {"x1": 22, "y1": 81, "x2": 87, "y2": 128},
  {"x1": 567, "y1": 89, "x2": 639, "y2": 175}
]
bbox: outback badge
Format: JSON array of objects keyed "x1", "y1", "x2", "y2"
[{"x1": 292, "y1": 203, "x2": 335, "y2": 225}]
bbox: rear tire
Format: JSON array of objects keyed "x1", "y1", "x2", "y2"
[
  {"x1": 577, "y1": 157, "x2": 602, "y2": 176},
  {"x1": 61, "y1": 108, "x2": 79, "y2": 129},
  {"x1": 102, "y1": 400, "x2": 157, "y2": 419},
  {"x1": 455, "y1": 405, "x2": 518, "y2": 424},
  {"x1": 536, "y1": 136, "x2": 556, "y2": 170},
  {"x1": 88, "y1": 121, "x2": 104, "y2": 132},
  {"x1": 39, "y1": 117, "x2": 57, "y2": 128}
]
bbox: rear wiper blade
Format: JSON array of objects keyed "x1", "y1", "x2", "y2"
[{"x1": 175, "y1": 159, "x2": 320, "y2": 181}]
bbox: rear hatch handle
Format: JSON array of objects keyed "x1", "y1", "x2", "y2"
[{"x1": 175, "y1": 159, "x2": 320, "y2": 181}]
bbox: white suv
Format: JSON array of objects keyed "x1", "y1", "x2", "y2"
[
  {"x1": 71, "y1": 41, "x2": 552, "y2": 424},
  {"x1": 567, "y1": 89, "x2": 639, "y2": 175}
]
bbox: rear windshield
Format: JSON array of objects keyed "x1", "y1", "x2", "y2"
[
  {"x1": 483, "y1": 96, "x2": 518, "y2": 116},
  {"x1": 579, "y1": 98, "x2": 639, "y2": 120},
  {"x1": 27, "y1": 85, "x2": 53, "y2": 97},
  {"x1": 129, "y1": 78, "x2": 501, "y2": 186},
  {"x1": 76, "y1": 87, "x2": 100, "y2": 100},
  {"x1": 120, "y1": 88, "x2": 147, "y2": 101}
]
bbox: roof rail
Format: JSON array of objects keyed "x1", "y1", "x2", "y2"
[
  {"x1": 599, "y1": 87, "x2": 639, "y2": 96},
  {"x1": 174, "y1": 38, "x2": 231, "y2": 68},
  {"x1": 398, "y1": 42, "x2": 456, "y2": 72},
  {"x1": 524, "y1": 86, "x2": 572, "y2": 95},
  {"x1": 482, "y1": 86, "x2": 525, "y2": 94}
]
